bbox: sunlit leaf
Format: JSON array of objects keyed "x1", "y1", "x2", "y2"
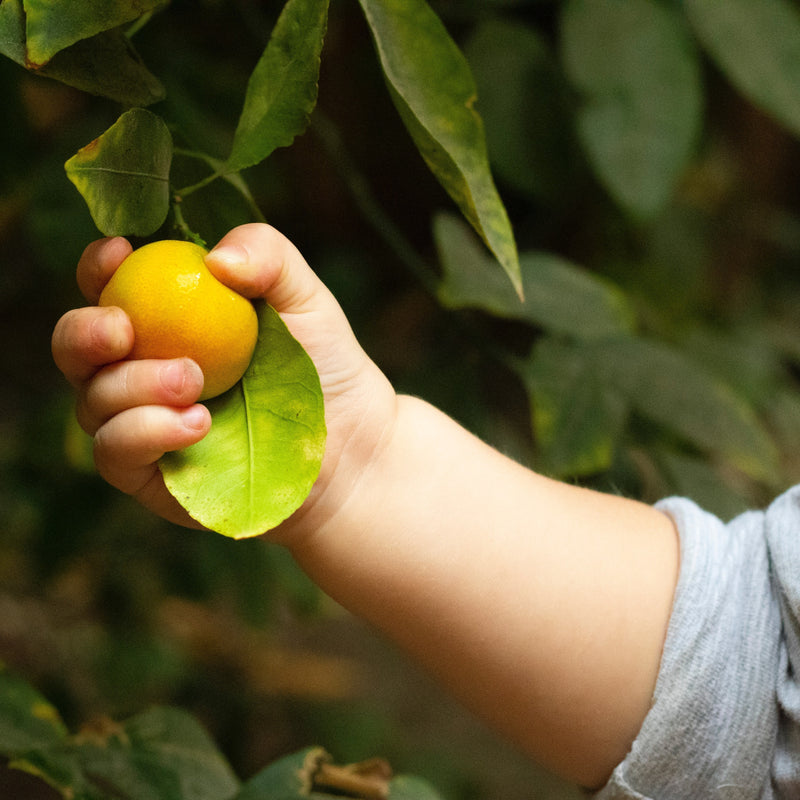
[
  {"x1": 65, "y1": 108, "x2": 173, "y2": 238},
  {"x1": 561, "y1": 0, "x2": 702, "y2": 218},
  {"x1": 519, "y1": 338, "x2": 627, "y2": 477},
  {"x1": 161, "y1": 303, "x2": 327, "y2": 539},
  {"x1": 434, "y1": 212, "x2": 633, "y2": 339},
  {"x1": 23, "y1": 0, "x2": 162, "y2": 67},
  {"x1": 685, "y1": 0, "x2": 800, "y2": 139},
  {"x1": 0, "y1": 666, "x2": 67, "y2": 755},
  {"x1": 226, "y1": 0, "x2": 329, "y2": 173},
  {"x1": 357, "y1": 0, "x2": 521, "y2": 297}
]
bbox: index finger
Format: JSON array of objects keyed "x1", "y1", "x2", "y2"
[{"x1": 77, "y1": 237, "x2": 133, "y2": 303}]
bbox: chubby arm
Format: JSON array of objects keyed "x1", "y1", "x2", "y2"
[{"x1": 52, "y1": 224, "x2": 678, "y2": 789}]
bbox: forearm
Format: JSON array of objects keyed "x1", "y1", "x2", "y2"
[{"x1": 286, "y1": 395, "x2": 679, "y2": 788}]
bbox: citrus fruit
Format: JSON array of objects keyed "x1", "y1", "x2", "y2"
[{"x1": 99, "y1": 239, "x2": 258, "y2": 401}]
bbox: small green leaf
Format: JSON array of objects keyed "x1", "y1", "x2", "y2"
[
  {"x1": 561, "y1": 0, "x2": 702, "y2": 218},
  {"x1": 434, "y1": 212, "x2": 634, "y2": 339},
  {"x1": 65, "y1": 108, "x2": 173, "y2": 238},
  {"x1": 684, "y1": 0, "x2": 800, "y2": 138},
  {"x1": 357, "y1": 0, "x2": 521, "y2": 297},
  {"x1": 0, "y1": 666, "x2": 67, "y2": 756},
  {"x1": 23, "y1": 0, "x2": 162, "y2": 67},
  {"x1": 519, "y1": 338, "x2": 627, "y2": 477},
  {"x1": 161, "y1": 303, "x2": 327, "y2": 539},
  {"x1": 226, "y1": 0, "x2": 329, "y2": 173}
]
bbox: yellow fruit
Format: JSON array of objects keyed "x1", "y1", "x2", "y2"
[{"x1": 99, "y1": 239, "x2": 258, "y2": 401}]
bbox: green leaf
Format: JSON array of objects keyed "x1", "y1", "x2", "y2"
[
  {"x1": 434, "y1": 212, "x2": 634, "y2": 339},
  {"x1": 684, "y1": 0, "x2": 800, "y2": 138},
  {"x1": 357, "y1": 0, "x2": 521, "y2": 297},
  {"x1": 388, "y1": 775, "x2": 446, "y2": 800},
  {"x1": 65, "y1": 108, "x2": 173, "y2": 238},
  {"x1": 0, "y1": 665, "x2": 67, "y2": 756},
  {"x1": 519, "y1": 338, "x2": 627, "y2": 477},
  {"x1": 226, "y1": 0, "x2": 329, "y2": 173},
  {"x1": 652, "y1": 447, "x2": 750, "y2": 522},
  {"x1": 0, "y1": 0, "x2": 26, "y2": 64},
  {"x1": 15, "y1": 708, "x2": 240, "y2": 800},
  {"x1": 161, "y1": 302, "x2": 327, "y2": 539},
  {"x1": 464, "y1": 18, "x2": 577, "y2": 201},
  {"x1": 561, "y1": 0, "x2": 702, "y2": 218},
  {"x1": 0, "y1": 1, "x2": 164, "y2": 106},
  {"x1": 23, "y1": 0, "x2": 162, "y2": 67},
  {"x1": 234, "y1": 747, "x2": 324, "y2": 799},
  {"x1": 599, "y1": 338, "x2": 779, "y2": 482},
  {"x1": 39, "y1": 28, "x2": 164, "y2": 106}
]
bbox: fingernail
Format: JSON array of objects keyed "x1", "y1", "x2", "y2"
[
  {"x1": 182, "y1": 405, "x2": 209, "y2": 432},
  {"x1": 207, "y1": 244, "x2": 248, "y2": 269},
  {"x1": 160, "y1": 361, "x2": 187, "y2": 395}
]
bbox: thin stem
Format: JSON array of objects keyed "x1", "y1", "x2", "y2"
[{"x1": 310, "y1": 110, "x2": 438, "y2": 295}]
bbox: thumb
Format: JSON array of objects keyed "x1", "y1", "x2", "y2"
[{"x1": 205, "y1": 223, "x2": 330, "y2": 316}]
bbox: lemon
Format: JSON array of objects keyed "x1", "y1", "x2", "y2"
[{"x1": 99, "y1": 239, "x2": 258, "y2": 401}]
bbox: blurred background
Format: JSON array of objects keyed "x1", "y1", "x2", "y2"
[{"x1": 3, "y1": 0, "x2": 800, "y2": 797}]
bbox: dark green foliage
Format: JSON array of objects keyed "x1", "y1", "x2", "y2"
[{"x1": 3, "y1": 0, "x2": 800, "y2": 798}]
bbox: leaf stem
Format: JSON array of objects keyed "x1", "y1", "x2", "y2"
[{"x1": 310, "y1": 110, "x2": 438, "y2": 295}]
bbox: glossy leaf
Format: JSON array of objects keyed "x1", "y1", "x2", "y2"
[
  {"x1": 161, "y1": 302, "x2": 327, "y2": 539},
  {"x1": 685, "y1": 0, "x2": 800, "y2": 138},
  {"x1": 226, "y1": 0, "x2": 329, "y2": 173},
  {"x1": 23, "y1": 0, "x2": 162, "y2": 67},
  {"x1": 561, "y1": 0, "x2": 702, "y2": 218},
  {"x1": 357, "y1": 0, "x2": 522, "y2": 297},
  {"x1": 65, "y1": 108, "x2": 173, "y2": 238},
  {"x1": 14, "y1": 708, "x2": 240, "y2": 800},
  {"x1": 434, "y1": 212, "x2": 633, "y2": 340},
  {"x1": 519, "y1": 338, "x2": 627, "y2": 477},
  {"x1": 0, "y1": 665, "x2": 67, "y2": 755}
]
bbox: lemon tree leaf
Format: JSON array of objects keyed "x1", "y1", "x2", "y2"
[
  {"x1": 599, "y1": 337, "x2": 780, "y2": 482},
  {"x1": 234, "y1": 747, "x2": 326, "y2": 799},
  {"x1": 160, "y1": 303, "x2": 327, "y2": 539},
  {"x1": 357, "y1": 0, "x2": 521, "y2": 297},
  {"x1": 14, "y1": 708, "x2": 240, "y2": 800},
  {"x1": 434, "y1": 212, "x2": 633, "y2": 340},
  {"x1": 0, "y1": 665, "x2": 68, "y2": 755},
  {"x1": 561, "y1": 0, "x2": 702, "y2": 219},
  {"x1": 518, "y1": 338, "x2": 627, "y2": 477},
  {"x1": 226, "y1": 0, "x2": 329, "y2": 173},
  {"x1": 0, "y1": 2, "x2": 164, "y2": 106},
  {"x1": 0, "y1": 0, "x2": 26, "y2": 64},
  {"x1": 65, "y1": 108, "x2": 173, "y2": 238},
  {"x1": 23, "y1": 0, "x2": 162, "y2": 67},
  {"x1": 684, "y1": 0, "x2": 800, "y2": 139},
  {"x1": 464, "y1": 18, "x2": 577, "y2": 201}
]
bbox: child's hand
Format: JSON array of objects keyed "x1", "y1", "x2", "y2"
[{"x1": 51, "y1": 223, "x2": 397, "y2": 537}]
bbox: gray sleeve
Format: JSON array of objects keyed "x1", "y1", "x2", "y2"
[{"x1": 595, "y1": 493, "x2": 785, "y2": 800}]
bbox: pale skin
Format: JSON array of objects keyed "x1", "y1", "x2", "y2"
[{"x1": 51, "y1": 223, "x2": 679, "y2": 790}]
